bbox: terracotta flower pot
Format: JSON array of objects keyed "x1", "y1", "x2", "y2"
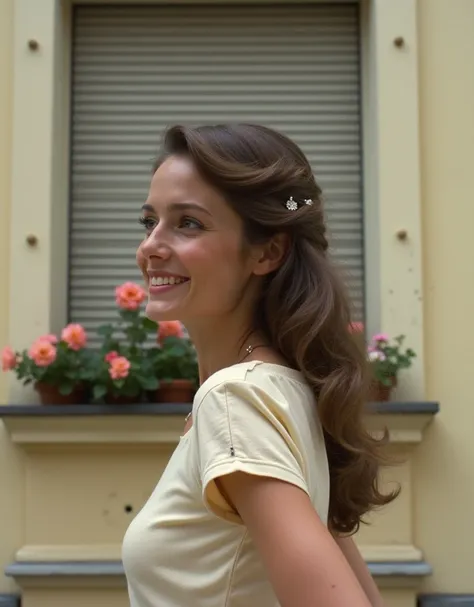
[
  {"x1": 35, "y1": 382, "x2": 85, "y2": 405},
  {"x1": 104, "y1": 394, "x2": 140, "y2": 405},
  {"x1": 153, "y1": 379, "x2": 196, "y2": 404},
  {"x1": 369, "y1": 376, "x2": 397, "y2": 402}
]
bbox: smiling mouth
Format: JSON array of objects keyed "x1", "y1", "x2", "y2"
[{"x1": 150, "y1": 276, "x2": 190, "y2": 287}]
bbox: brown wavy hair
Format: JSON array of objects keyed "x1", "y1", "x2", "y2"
[{"x1": 155, "y1": 123, "x2": 398, "y2": 534}]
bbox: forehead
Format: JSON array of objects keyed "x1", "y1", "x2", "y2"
[{"x1": 148, "y1": 155, "x2": 224, "y2": 209}]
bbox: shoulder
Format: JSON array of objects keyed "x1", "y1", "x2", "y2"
[
  {"x1": 193, "y1": 360, "x2": 311, "y2": 414},
  {"x1": 192, "y1": 361, "x2": 317, "y2": 449}
]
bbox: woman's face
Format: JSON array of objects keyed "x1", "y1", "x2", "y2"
[{"x1": 137, "y1": 155, "x2": 262, "y2": 324}]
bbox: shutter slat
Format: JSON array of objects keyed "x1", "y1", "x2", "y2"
[{"x1": 70, "y1": 3, "x2": 364, "y2": 345}]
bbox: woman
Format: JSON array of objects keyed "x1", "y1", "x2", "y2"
[{"x1": 122, "y1": 124, "x2": 397, "y2": 607}]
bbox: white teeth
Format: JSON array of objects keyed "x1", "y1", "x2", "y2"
[{"x1": 150, "y1": 276, "x2": 188, "y2": 286}]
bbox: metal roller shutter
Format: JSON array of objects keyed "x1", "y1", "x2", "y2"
[{"x1": 70, "y1": 3, "x2": 363, "y2": 342}]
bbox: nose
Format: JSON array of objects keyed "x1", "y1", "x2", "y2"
[{"x1": 137, "y1": 226, "x2": 172, "y2": 264}]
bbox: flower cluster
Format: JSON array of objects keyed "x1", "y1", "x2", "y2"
[
  {"x1": 2, "y1": 281, "x2": 196, "y2": 404},
  {"x1": 367, "y1": 333, "x2": 416, "y2": 386},
  {"x1": 89, "y1": 283, "x2": 159, "y2": 402},
  {"x1": 153, "y1": 321, "x2": 198, "y2": 386},
  {"x1": 348, "y1": 323, "x2": 416, "y2": 387},
  {"x1": 1, "y1": 324, "x2": 93, "y2": 397}
]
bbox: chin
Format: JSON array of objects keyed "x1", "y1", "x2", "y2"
[{"x1": 145, "y1": 301, "x2": 184, "y2": 322}]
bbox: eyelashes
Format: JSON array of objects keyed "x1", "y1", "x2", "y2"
[
  {"x1": 138, "y1": 216, "x2": 155, "y2": 231},
  {"x1": 138, "y1": 215, "x2": 205, "y2": 233}
]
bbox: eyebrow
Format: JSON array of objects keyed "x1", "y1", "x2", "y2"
[{"x1": 141, "y1": 202, "x2": 212, "y2": 217}]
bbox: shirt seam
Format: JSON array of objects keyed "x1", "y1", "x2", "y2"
[
  {"x1": 224, "y1": 528, "x2": 249, "y2": 607},
  {"x1": 224, "y1": 383, "x2": 236, "y2": 457},
  {"x1": 203, "y1": 456, "x2": 307, "y2": 485}
]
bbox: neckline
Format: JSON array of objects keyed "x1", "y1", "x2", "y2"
[
  {"x1": 234, "y1": 360, "x2": 305, "y2": 381},
  {"x1": 194, "y1": 360, "x2": 306, "y2": 404}
]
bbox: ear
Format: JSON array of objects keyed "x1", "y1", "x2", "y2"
[{"x1": 252, "y1": 233, "x2": 289, "y2": 276}]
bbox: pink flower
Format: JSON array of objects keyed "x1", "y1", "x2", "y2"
[
  {"x1": 28, "y1": 340, "x2": 57, "y2": 367},
  {"x1": 61, "y1": 324, "x2": 87, "y2": 350},
  {"x1": 104, "y1": 350, "x2": 119, "y2": 363},
  {"x1": 1, "y1": 346, "x2": 18, "y2": 371},
  {"x1": 157, "y1": 321, "x2": 184, "y2": 344},
  {"x1": 109, "y1": 356, "x2": 131, "y2": 380},
  {"x1": 115, "y1": 282, "x2": 146, "y2": 310},
  {"x1": 373, "y1": 333, "x2": 389, "y2": 343},
  {"x1": 38, "y1": 334, "x2": 58, "y2": 344}
]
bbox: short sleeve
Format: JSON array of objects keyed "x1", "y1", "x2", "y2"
[{"x1": 194, "y1": 380, "x2": 309, "y2": 523}]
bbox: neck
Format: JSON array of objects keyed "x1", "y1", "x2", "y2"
[{"x1": 185, "y1": 313, "x2": 266, "y2": 383}]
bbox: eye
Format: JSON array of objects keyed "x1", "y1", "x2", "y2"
[
  {"x1": 179, "y1": 216, "x2": 204, "y2": 230},
  {"x1": 138, "y1": 216, "x2": 156, "y2": 233}
]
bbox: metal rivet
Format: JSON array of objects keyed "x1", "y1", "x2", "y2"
[
  {"x1": 396, "y1": 229, "x2": 408, "y2": 241},
  {"x1": 26, "y1": 234, "x2": 38, "y2": 247},
  {"x1": 28, "y1": 39, "x2": 39, "y2": 51},
  {"x1": 394, "y1": 37, "x2": 405, "y2": 48}
]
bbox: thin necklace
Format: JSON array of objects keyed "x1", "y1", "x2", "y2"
[
  {"x1": 184, "y1": 344, "x2": 267, "y2": 423},
  {"x1": 237, "y1": 344, "x2": 267, "y2": 364}
]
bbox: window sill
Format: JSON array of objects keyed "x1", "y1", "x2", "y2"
[{"x1": 0, "y1": 401, "x2": 438, "y2": 447}]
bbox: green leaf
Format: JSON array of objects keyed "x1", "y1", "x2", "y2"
[
  {"x1": 93, "y1": 384, "x2": 108, "y2": 400},
  {"x1": 96, "y1": 324, "x2": 114, "y2": 337},
  {"x1": 58, "y1": 382, "x2": 74, "y2": 395},
  {"x1": 140, "y1": 375, "x2": 159, "y2": 390},
  {"x1": 142, "y1": 317, "x2": 158, "y2": 332},
  {"x1": 120, "y1": 309, "x2": 140, "y2": 323}
]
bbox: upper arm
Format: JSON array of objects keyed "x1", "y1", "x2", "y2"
[
  {"x1": 218, "y1": 472, "x2": 372, "y2": 607},
  {"x1": 195, "y1": 380, "x2": 310, "y2": 523}
]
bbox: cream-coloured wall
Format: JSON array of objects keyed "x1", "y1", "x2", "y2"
[
  {"x1": 0, "y1": 0, "x2": 13, "y2": 397},
  {"x1": 0, "y1": 0, "x2": 23, "y2": 596},
  {"x1": 0, "y1": 0, "x2": 472, "y2": 602},
  {"x1": 415, "y1": 0, "x2": 474, "y2": 593}
]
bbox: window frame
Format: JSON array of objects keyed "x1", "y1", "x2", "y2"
[{"x1": 8, "y1": 0, "x2": 424, "y2": 402}]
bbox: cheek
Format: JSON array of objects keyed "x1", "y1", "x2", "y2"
[
  {"x1": 136, "y1": 241, "x2": 147, "y2": 276},
  {"x1": 184, "y1": 237, "x2": 242, "y2": 277}
]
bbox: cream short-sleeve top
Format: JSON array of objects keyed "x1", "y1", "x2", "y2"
[{"x1": 122, "y1": 361, "x2": 330, "y2": 607}]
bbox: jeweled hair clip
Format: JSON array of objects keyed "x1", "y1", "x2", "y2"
[{"x1": 285, "y1": 196, "x2": 313, "y2": 211}]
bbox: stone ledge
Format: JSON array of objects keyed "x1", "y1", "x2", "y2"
[
  {"x1": 0, "y1": 401, "x2": 440, "y2": 417},
  {"x1": 0, "y1": 403, "x2": 192, "y2": 416},
  {"x1": 418, "y1": 595, "x2": 474, "y2": 606},
  {"x1": 0, "y1": 401, "x2": 439, "y2": 447},
  {"x1": 5, "y1": 560, "x2": 432, "y2": 590}
]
